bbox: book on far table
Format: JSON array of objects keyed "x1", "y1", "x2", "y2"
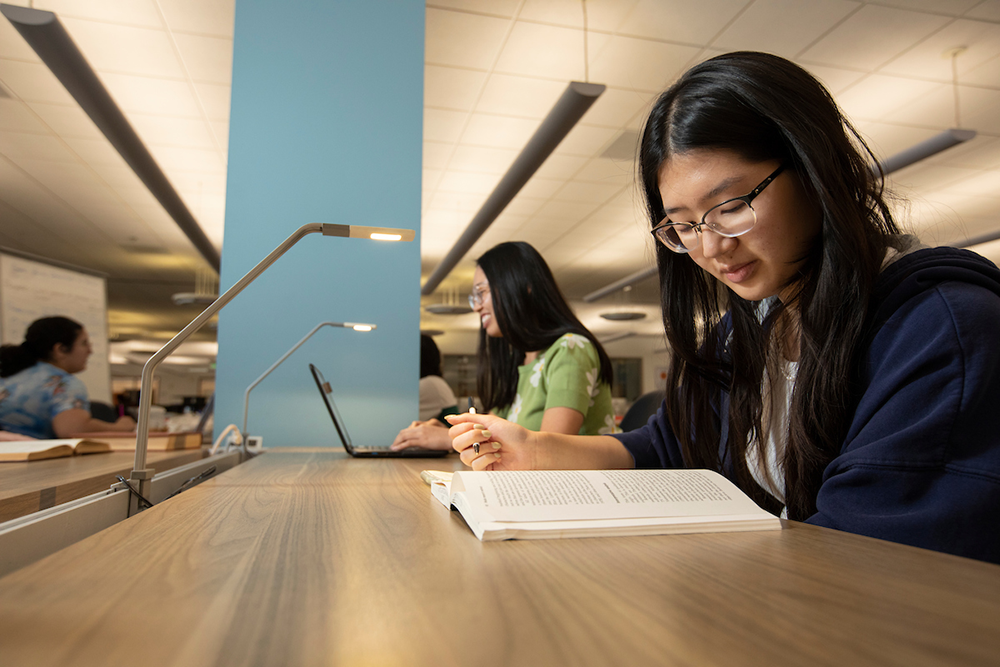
[
  {"x1": 424, "y1": 468, "x2": 782, "y2": 541},
  {"x1": 68, "y1": 430, "x2": 203, "y2": 452},
  {"x1": 0, "y1": 438, "x2": 113, "y2": 462}
]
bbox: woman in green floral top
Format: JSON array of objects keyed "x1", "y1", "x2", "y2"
[
  {"x1": 391, "y1": 242, "x2": 615, "y2": 452},
  {"x1": 473, "y1": 243, "x2": 615, "y2": 435}
]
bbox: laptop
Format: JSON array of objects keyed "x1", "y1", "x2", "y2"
[{"x1": 309, "y1": 363, "x2": 448, "y2": 458}]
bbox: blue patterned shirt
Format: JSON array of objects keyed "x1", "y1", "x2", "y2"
[{"x1": 0, "y1": 362, "x2": 90, "y2": 439}]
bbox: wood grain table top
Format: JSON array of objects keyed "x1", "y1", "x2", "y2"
[{"x1": 1, "y1": 448, "x2": 998, "y2": 667}]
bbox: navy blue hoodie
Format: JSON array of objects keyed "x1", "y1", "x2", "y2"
[{"x1": 615, "y1": 247, "x2": 1000, "y2": 563}]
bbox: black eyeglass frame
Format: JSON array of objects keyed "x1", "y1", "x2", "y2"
[{"x1": 650, "y1": 163, "x2": 786, "y2": 253}]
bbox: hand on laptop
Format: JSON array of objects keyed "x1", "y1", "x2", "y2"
[{"x1": 390, "y1": 419, "x2": 452, "y2": 451}]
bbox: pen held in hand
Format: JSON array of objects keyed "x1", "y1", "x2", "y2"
[{"x1": 468, "y1": 398, "x2": 480, "y2": 454}]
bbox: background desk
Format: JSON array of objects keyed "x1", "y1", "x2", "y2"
[
  {"x1": 0, "y1": 448, "x2": 208, "y2": 522},
  {"x1": 1, "y1": 449, "x2": 998, "y2": 666}
]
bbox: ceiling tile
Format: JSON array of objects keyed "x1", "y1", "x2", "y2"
[
  {"x1": 880, "y1": 19, "x2": 1000, "y2": 82},
  {"x1": 172, "y1": 33, "x2": 233, "y2": 84},
  {"x1": 534, "y1": 153, "x2": 589, "y2": 180},
  {"x1": 588, "y1": 33, "x2": 700, "y2": 93},
  {"x1": 0, "y1": 131, "x2": 76, "y2": 161},
  {"x1": 874, "y1": 0, "x2": 980, "y2": 14},
  {"x1": 100, "y1": 72, "x2": 201, "y2": 116},
  {"x1": 956, "y1": 85, "x2": 1000, "y2": 132},
  {"x1": 583, "y1": 87, "x2": 652, "y2": 128},
  {"x1": 209, "y1": 120, "x2": 228, "y2": 153},
  {"x1": 60, "y1": 18, "x2": 185, "y2": 78},
  {"x1": 425, "y1": 8, "x2": 511, "y2": 70},
  {"x1": 555, "y1": 123, "x2": 619, "y2": 156},
  {"x1": 802, "y1": 63, "x2": 868, "y2": 95},
  {"x1": 427, "y1": 0, "x2": 521, "y2": 18},
  {"x1": 25, "y1": 101, "x2": 103, "y2": 139},
  {"x1": 517, "y1": 0, "x2": 588, "y2": 28},
  {"x1": 145, "y1": 144, "x2": 224, "y2": 173},
  {"x1": 713, "y1": 0, "x2": 860, "y2": 59},
  {"x1": 885, "y1": 163, "x2": 977, "y2": 190},
  {"x1": 835, "y1": 74, "x2": 941, "y2": 121},
  {"x1": 461, "y1": 112, "x2": 539, "y2": 149},
  {"x1": 574, "y1": 157, "x2": 635, "y2": 183},
  {"x1": 425, "y1": 65, "x2": 488, "y2": 111},
  {"x1": 966, "y1": 1, "x2": 1000, "y2": 21},
  {"x1": 428, "y1": 190, "x2": 487, "y2": 212},
  {"x1": 939, "y1": 168, "x2": 1000, "y2": 196},
  {"x1": 448, "y1": 144, "x2": 518, "y2": 174},
  {"x1": 158, "y1": 0, "x2": 235, "y2": 37},
  {"x1": 425, "y1": 108, "x2": 469, "y2": 143},
  {"x1": 552, "y1": 179, "x2": 625, "y2": 204},
  {"x1": 37, "y1": 0, "x2": 162, "y2": 27},
  {"x1": 0, "y1": 99, "x2": 49, "y2": 133},
  {"x1": 128, "y1": 114, "x2": 216, "y2": 149},
  {"x1": 477, "y1": 73, "x2": 567, "y2": 117},
  {"x1": 61, "y1": 135, "x2": 131, "y2": 167},
  {"x1": 435, "y1": 170, "x2": 501, "y2": 194},
  {"x1": 616, "y1": 0, "x2": 749, "y2": 44},
  {"x1": 799, "y1": 5, "x2": 950, "y2": 70},
  {"x1": 518, "y1": 176, "x2": 565, "y2": 199},
  {"x1": 502, "y1": 195, "x2": 547, "y2": 217},
  {"x1": 192, "y1": 82, "x2": 230, "y2": 120},
  {"x1": 494, "y1": 21, "x2": 586, "y2": 80},
  {"x1": 963, "y1": 53, "x2": 1000, "y2": 87},
  {"x1": 0, "y1": 60, "x2": 76, "y2": 105},
  {"x1": 424, "y1": 141, "x2": 455, "y2": 169}
]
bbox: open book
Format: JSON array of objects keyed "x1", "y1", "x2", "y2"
[
  {"x1": 0, "y1": 438, "x2": 113, "y2": 462},
  {"x1": 426, "y1": 469, "x2": 781, "y2": 541},
  {"x1": 68, "y1": 430, "x2": 203, "y2": 452}
]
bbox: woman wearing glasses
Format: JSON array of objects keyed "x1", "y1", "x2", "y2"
[
  {"x1": 447, "y1": 52, "x2": 1000, "y2": 564},
  {"x1": 392, "y1": 241, "x2": 616, "y2": 451}
]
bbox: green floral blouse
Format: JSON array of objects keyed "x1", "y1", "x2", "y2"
[{"x1": 495, "y1": 333, "x2": 616, "y2": 435}]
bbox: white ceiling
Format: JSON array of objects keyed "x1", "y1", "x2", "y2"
[{"x1": 2, "y1": 0, "x2": 1000, "y2": 351}]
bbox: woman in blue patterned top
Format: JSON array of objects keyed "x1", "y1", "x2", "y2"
[{"x1": 0, "y1": 317, "x2": 135, "y2": 439}]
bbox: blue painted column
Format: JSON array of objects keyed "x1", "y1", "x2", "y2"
[{"x1": 214, "y1": 0, "x2": 423, "y2": 447}]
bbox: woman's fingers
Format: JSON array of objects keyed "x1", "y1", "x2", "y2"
[{"x1": 451, "y1": 425, "x2": 494, "y2": 454}]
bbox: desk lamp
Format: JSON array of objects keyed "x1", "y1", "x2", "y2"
[
  {"x1": 241, "y1": 320, "x2": 376, "y2": 441},
  {"x1": 127, "y1": 223, "x2": 414, "y2": 514}
]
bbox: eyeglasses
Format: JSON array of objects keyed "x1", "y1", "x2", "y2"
[
  {"x1": 468, "y1": 286, "x2": 490, "y2": 309},
  {"x1": 650, "y1": 164, "x2": 786, "y2": 254}
]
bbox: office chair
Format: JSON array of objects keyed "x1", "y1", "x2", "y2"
[{"x1": 619, "y1": 391, "x2": 663, "y2": 432}]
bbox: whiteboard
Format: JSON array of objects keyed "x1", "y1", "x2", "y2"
[{"x1": 0, "y1": 253, "x2": 111, "y2": 402}]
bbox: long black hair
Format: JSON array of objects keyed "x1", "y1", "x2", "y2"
[
  {"x1": 638, "y1": 52, "x2": 898, "y2": 519},
  {"x1": 0, "y1": 316, "x2": 83, "y2": 378},
  {"x1": 475, "y1": 242, "x2": 613, "y2": 412},
  {"x1": 419, "y1": 334, "x2": 443, "y2": 378}
]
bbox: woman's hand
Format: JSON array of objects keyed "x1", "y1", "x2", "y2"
[
  {"x1": 445, "y1": 413, "x2": 538, "y2": 471},
  {"x1": 112, "y1": 415, "x2": 137, "y2": 431},
  {"x1": 390, "y1": 419, "x2": 452, "y2": 451}
]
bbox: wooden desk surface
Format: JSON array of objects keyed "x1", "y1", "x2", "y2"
[
  {"x1": 0, "y1": 448, "x2": 209, "y2": 522},
  {"x1": 1, "y1": 449, "x2": 998, "y2": 667}
]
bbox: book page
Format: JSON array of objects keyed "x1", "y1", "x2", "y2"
[
  {"x1": 451, "y1": 469, "x2": 772, "y2": 523},
  {"x1": 0, "y1": 439, "x2": 85, "y2": 454}
]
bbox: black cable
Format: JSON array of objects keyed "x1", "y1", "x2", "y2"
[
  {"x1": 164, "y1": 465, "x2": 217, "y2": 500},
  {"x1": 115, "y1": 475, "x2": 154, "y2": 510}
]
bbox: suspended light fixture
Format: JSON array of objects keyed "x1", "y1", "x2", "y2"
[
  {"x1": 1, "y1": 4, "x2": 221, "y2": 272},
  {"x1": 421, "y1": 0, "x2": 605, "y2": 295},
  {"x1": 876, "y1": 47, "x2": 976, "y2": 176},
  {"x1": 598, "y1": 285, "x2": 647, "y2": 321}
]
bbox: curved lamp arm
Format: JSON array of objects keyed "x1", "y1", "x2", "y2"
[
  {"x1": 241, "y1": 321, "x2": 376, "y2": 437},
  {"x1": 128, "y1": 222, "x2": 413, "y2": 512}
]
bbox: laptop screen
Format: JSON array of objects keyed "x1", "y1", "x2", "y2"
[{"x1": 309, "y1": 363, "x2": 353, "y2": 452}]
